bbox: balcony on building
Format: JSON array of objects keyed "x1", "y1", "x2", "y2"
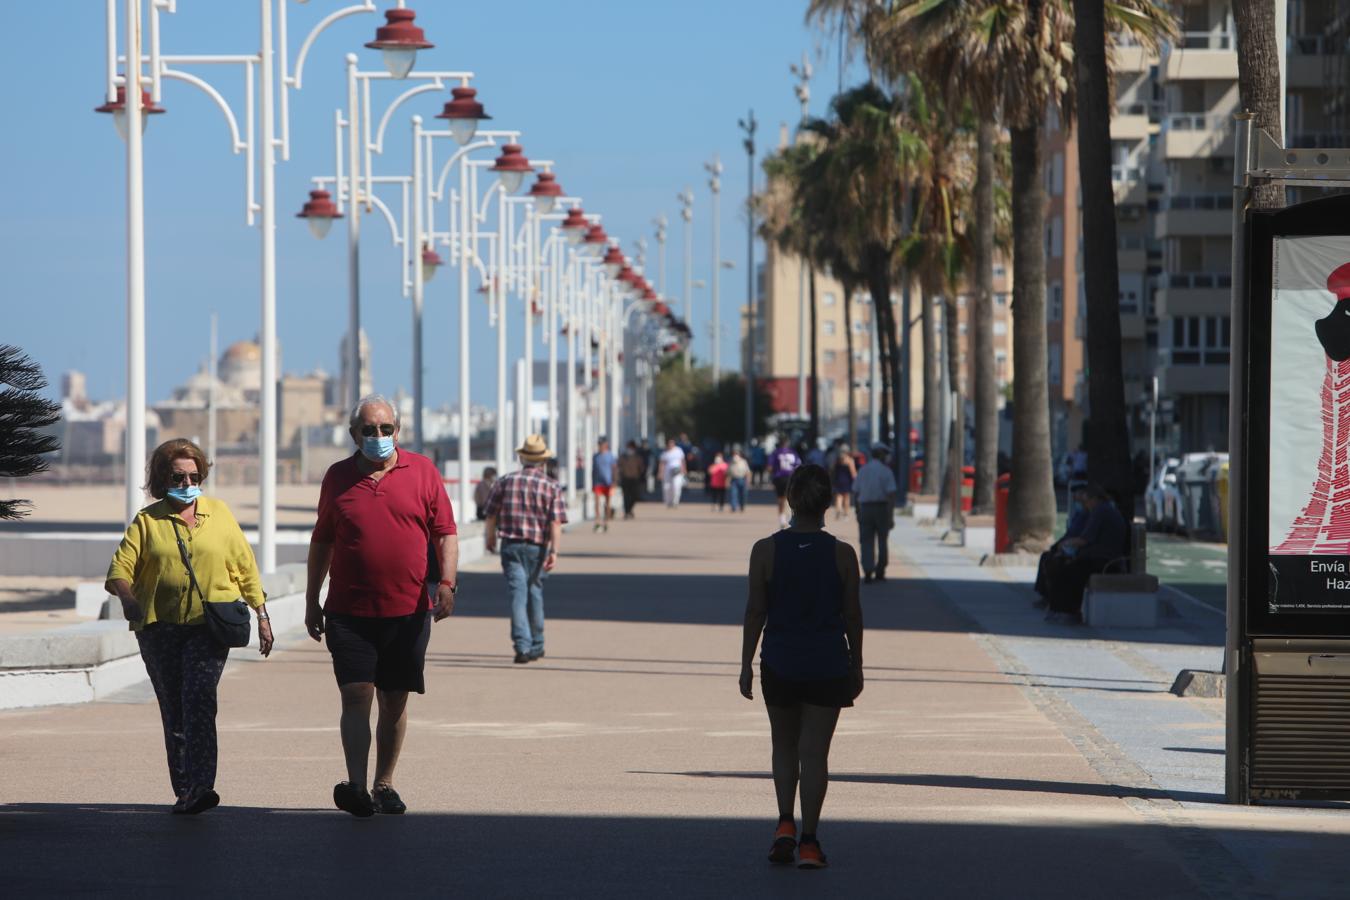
[
  {"x1": 1152, "y1": 192, "x2": 1233, "y2": 240},
  {"x1": 1111, "y1": 162, "x2": 1149, "y2": 205},
  {"x1": 1288, "y1": 34, "x2": 1340, "y2": 88},
  {"x1": 1161, "y1": 111, "x2": 1235, "y2": 158},
  {"x1": 1162, "y1": 31, "x2": 1239, "y2": 81},
  {"x1": 1153, "y1": 271, "x2": 1231, "y2": 319}
]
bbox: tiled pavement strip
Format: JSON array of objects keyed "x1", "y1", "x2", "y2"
[{"x1": 0, "y1": 490, "x2": 1348, "y2": 897}]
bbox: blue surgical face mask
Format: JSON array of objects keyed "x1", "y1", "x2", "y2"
[
  {"x1": 166, "y1": 485, "x2": 202, "y2": 504},
  {"x1": 361, "y1": 435, "x2": 396, "y2": 461}
]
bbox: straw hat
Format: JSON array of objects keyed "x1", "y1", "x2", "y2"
[{"x1": 516, "y1": 434, "x2": 551, "y2": 463}]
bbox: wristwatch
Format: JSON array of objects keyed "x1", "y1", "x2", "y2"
[{"x1": 438, "y1": 579, "x2": 458, "y2": 594}]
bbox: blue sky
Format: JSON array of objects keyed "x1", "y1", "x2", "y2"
[{"x1": 2, "y1": 1, "x2": 861, "y2": 409}]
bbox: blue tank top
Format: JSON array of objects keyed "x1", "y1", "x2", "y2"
[{"x1": 761, "y1": 530, "x2": 850, "y2": 680}]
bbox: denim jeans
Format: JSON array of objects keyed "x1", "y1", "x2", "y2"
[
  {"x1": 857, "y1": 501, "x2": 893, "y2": 575},
  {"x1": 728, "y1": 477, "x2": 748, "y2": 511},
  {"x1": 501, "y1": 540, "x2": 547, "y2": 655}
]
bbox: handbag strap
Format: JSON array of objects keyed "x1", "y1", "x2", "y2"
[{"x1": 170, "y1": 518, "x2": 205, "y2": 604}]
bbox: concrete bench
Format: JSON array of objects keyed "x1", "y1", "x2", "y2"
[{"x1": 1083, "y1": 573, "x2": 1160, "y2": 628}]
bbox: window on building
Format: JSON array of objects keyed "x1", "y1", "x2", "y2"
[
  {"x1": 959, "y1": 322, "x2": 968, "y2": 335},
  {"x1": 823, "y1": 292, "x2": 837, "y2": 306},
  {"x1": 1049, "y1": 343, "x2": 1063, "y2": 385},
  {"x1": 994, "y1": 264, "x2": 1007, "y2": 279},
  {"x1": 823, "y1": 321, "x2": 836, "y2": 336},
  {"x1": 995, "y1": 292, "x2": 1009, "y2": 306},
  {"x1": 854, "y1": 350, "x2": 867, "y2": 363},
  {"x1": 1169, "y1": 315, "x2": 1230, "y2": 365},
  {"x1": 853, "y1": 319, "x2": 865, "y2": 333},
  {"x1": 823, "y1": 350, "x2": 837, "y2": 364},
  {"x1": 1048, "y1": 282, "x2": 1063, "y2": 322},
  {"x1": 994, "y1": 321, "x2": 1008, "y2": 336},
  {"x1": 1052, "y1": 152, "x2": 1065, "y2": 196}
]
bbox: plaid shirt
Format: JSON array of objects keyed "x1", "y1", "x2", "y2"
[{"x1": 483, "y1": 466, "x2": 568, "y2": 546}]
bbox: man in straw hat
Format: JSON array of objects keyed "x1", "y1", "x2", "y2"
[{"x1": 483, "y1": 434, "x2": 568, "y2": 663}]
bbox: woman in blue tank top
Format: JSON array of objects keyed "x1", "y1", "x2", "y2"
[{"x1": 740, "y1": 464, "x2": 864, "y2": 870}]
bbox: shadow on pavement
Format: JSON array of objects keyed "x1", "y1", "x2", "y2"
[
  {"x1": 0, "y1": 802, "x2": 1307, "y2": 897},
  {"x1": 632, "y1": 770, "x2": 1223, "y2": 805}
]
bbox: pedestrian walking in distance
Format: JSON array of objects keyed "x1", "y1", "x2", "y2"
[
  {"x1": 474, "y1": 466, "x2": 498, "y2": 521},
  {"x1": 659, "y1": 437, "x2": 687, "y2": 508},
  {"x1": 305, "y1": 395, "x2": 459, "y2": 817},
  {"x1": 728, "y1": 447, "x2": 751, "y2": 513},
  {"x1": 592, "y1": 436, "x2": 617, "y2": 531},
  {"x1": 740, "y1": 464, "x2": 864, "y2": 869},
  {"x1": 484, "y1": 434, "x2": 568, "y2": 664},
  {"x1": 769, "y1": 436, "x2": 803, "y2": 529},
  {"x1": 618, "y1": 440, "x2": 645, "y2": 520},
  {"x1": 853, "y1": 443, "x2": 898, "y2": 584},
  {"x1": 105, "y1": 438, "x2": 273, "y2": 815},
  {"x1": 707, "y1": 451, "x2": 729, "y2": 511},
  {"x1": 830, "y1": 443, "x2": 858, "y2": 520}
]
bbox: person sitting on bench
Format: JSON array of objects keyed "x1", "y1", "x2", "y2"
[
  {"x1": 1044, "y1": 484, "x2": 1126, "y2": 625},
  {"x1": 1033, "y1": 481, "x2": 1089, "y2": 610}
]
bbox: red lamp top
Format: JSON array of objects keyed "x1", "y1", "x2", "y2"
[
  {"x1": 491, "y1": 143, "x2": 534, "y2": 174},
  {"x1": 582, "y1": 223, "x2": 608, "y2": 246},
  {"x1": 528, "y1": 171, "x2": 564, "y2": 200},
  {"x1": 1329, "y1": 262, "x2": 1350, "y2": 299},
  {"x1": 615, "y1": 265, "x2": 635, "y2": 284},
  {"x1": 653, "y1": 302, "x2": 670, "y2": 316},
  {"x1": 296, "y1": 189, "x2": 342, "y2": 219},
  {"x1": 601, "y1": 245, "x2": 625, "y2": 268},
  {"x1": 421, "y1": 245, "x2": 444, "y2": 267},
  {"x1": 94, "y1": 84, "x2": 166, "y2": 116},
  {"x1": 642, "y1": 287, "x2": 659, "y2": 301},
  {"x1": 365, "y1": 8, "x2": 433, "y2": 50},
  {"x1": 436, "y1": 86, "x2": 490, "y2": 121},
  {"x1": 560, "y1": 207, "x2": 589, "y2": 232}
]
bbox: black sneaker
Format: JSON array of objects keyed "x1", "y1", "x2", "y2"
[
  {"x1": 528, "y1": 649, "x2": 545, "y2": 661},
  {"x1": 514, "y1": 651, "x2": 532, "y2": 664},
  {"x1": 333, "y1": 781, "x2": 375, "y2": 817},
  {"x1": 372, "y1": 784, "x2": 406, "y2": 815},
  {"x1": 181, "y1": 789, "x2": 220, "y2": 815}
]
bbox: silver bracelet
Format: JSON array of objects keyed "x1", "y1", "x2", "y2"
[{"x1": 257, "y1": 611, "x2": 270, "y2": 621}]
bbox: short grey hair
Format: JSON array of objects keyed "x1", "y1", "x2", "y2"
[{"x1": 349, "y1": 393, "x2": 400, "y2": 430}]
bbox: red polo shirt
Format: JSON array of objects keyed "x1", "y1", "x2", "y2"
[{"x1": 314, "y1": 449, "x2": 457, "y2": 618}]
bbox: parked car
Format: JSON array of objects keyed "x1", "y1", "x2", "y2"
[
  {"x1": 1176, "y1": 452, "x2": 1228, "y2": 538},
  {"x1": 1144, "y1": 457, "x2": 1183, "y2": 532}
]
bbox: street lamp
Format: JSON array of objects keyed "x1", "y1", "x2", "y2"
[
  {"x1": 99, "y1": 0, "x2": 441, "y2": 570},
  {"x1": 421, "y1": 244, "x2": 444, "y2": 282},
  {"x1": 435, "y1": 85, "x2": 490, "y2": 146},
  {"x1": 582, "y1": 223, "x2": 609, "y2": 256},
  {"x1": 560, "y1": 206, "x2": 589, "y2": 244},
  {"x1": 491, "y1": 143, "x2": 533, "y2": 195},
  {"x1": 94, "y1": 83, "x2": 166, "y2": 139},
  {"x1": 296, "y1": 188, "x2": 342, "y2": 239},
  {"x1": 602, "y1": 244, "x2": 625, "y2": 279},
  {"x1": 527, "y1": 170, "x2": 564, "y2": 216},
  {"x1": 364, "y1": 8, "x2": 434, "y2": 80}
]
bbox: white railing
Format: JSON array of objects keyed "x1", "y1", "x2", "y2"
[
  {"x1": 1163, "y1": 112, "x2": 1232, "y2": 132},
  {"x1": 1154, "y1": 271, "x2": 1232, "y2": 290},
  {"x1": 1176, "y1": 31, "x2": 1235, "y2": 50},
  {"x1": 1111, "y1": 164, "x2": 1147, "y2": 184},
  {"x1": 1290, "y1": 34, "x2": 1337, "y2": 55},
  {"x1": 1162, "y1": 193, "x2": 1233, "y2": 212}
]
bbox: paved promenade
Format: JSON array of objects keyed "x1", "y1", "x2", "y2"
[{"x1": 1, "y1": 490, "x2": 1346, "y2": 897}]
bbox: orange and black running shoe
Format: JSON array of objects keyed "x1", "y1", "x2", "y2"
[
  {"x1": 797, "y1": 840, "x2": 828, "y2": 869},
  {"x1": 768, "y1": 820, "x2": 797, "y2": 865}
]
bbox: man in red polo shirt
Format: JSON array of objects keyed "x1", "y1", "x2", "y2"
[{"x1": 305, "y1": 394, "x2": 458, "y2": 817}]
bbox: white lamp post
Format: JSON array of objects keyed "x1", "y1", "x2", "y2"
[{"x1": 100, "y1": 0, "x2": 440, "y2": 572}]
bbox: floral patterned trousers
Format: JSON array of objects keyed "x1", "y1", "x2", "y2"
[{"x1": 136, "y1": 623, "x2": 229, "y2": 801}]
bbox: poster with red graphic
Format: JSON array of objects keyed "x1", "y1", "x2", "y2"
[{"x1": 1268, "y1": 235, "x2": 1350, "y2": 612}]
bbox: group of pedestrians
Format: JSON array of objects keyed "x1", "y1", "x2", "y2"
[{"x1": 105, "y1": 407, "x2": 872, "y2": 870}]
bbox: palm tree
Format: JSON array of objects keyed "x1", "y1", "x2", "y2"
[
  {"x1": 1231, "y1": 0, "x2": 1283, "y2": 209},
  {"x1": 0, "y1": 345, "x2": 61, "y2": 520},
  {"x1": 800, "y1": 85, "x2": 926, "y2": 488},
  {"x1": 759, "y1": 140, "x2": 823, "y2": 441},
  {"x1": 1072, "y1": 0, "x2": 1174, "y2": 514}
]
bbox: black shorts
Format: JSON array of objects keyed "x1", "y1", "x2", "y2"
[
  {"x1": 773, "y1": 477, "x2": 791, "y2": 498},
  {"x1": 325, "y1": 611, "x2": 431, "y2": 694},
  {"x1": 761, "y1": 662, "x2": 855, "y2": 709}
]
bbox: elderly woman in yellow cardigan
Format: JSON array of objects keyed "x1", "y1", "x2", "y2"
[{"x1": 106, "y1": 439, "x2": 272, "y2": 814}]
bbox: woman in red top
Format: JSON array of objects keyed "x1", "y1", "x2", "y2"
[{"x1": 707, "y1": 452, "x2": 730, "y2": 512}]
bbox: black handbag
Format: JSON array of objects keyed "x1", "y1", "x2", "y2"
[{"x1": 172, "y1": 519, "x2": 252, "y2": 648}]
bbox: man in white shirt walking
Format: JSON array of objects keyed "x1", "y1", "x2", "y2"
[
  {"x1": 658, "y1": 438, "x2": 687, "y2": 508},
  {"x1": 853, "y1": 443, "x2": 898, "y2": 583}
]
